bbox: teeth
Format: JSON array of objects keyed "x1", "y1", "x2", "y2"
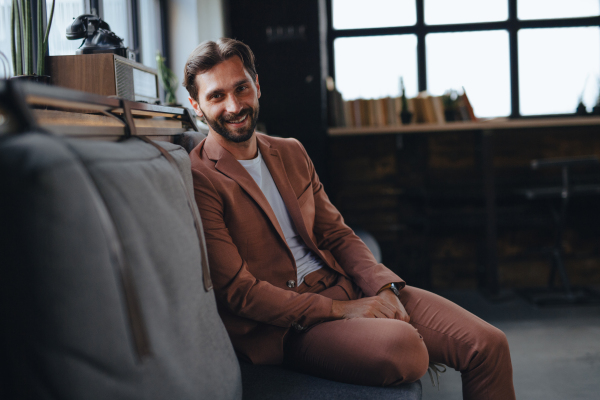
[{"x1": 229, "y1": 115, "x2": 247, "y2": 124}]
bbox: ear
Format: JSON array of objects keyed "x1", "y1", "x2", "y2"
[
  {"x1": 188, "y1": 96, "x2": 203, "y2": 117},
  {"x1": 255, "y1": 74, "x2": 261, "y2": 99}
]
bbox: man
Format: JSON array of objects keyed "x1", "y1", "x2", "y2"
[{"x1": 185, "y1": 38, "x2": 516, "y2": 399}]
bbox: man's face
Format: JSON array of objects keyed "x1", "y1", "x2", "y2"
[{"x1": 189, "y1": 56, "x2": 261, "y2": 143}]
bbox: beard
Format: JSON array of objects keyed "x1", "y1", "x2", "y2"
[{"x1": 201, "y1": 104, "x2": 260, "y2": 144}]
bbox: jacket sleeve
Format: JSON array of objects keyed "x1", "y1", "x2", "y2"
[
  {"x1": 292, "y1": 140, "x2": 405, "y2": 296},
  {"x1": 191, "y1": 167, "x2": 333, "y2": 328}
]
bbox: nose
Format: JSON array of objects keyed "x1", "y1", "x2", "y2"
[{"x1": 224, "y1": 94, "x2": 243, "y2": 114}]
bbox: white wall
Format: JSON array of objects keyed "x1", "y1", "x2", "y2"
[{"x1": 168, "y1": 0, "x2": 227, "y2": 105}]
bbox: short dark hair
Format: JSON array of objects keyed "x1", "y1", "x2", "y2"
[{"x1": 183, "y1": 38, "x2": 258, "y2": 101}]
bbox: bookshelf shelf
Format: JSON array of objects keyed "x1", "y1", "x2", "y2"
[{"x1": 328, "y1": 116, "x2": 600, "y2": 136}]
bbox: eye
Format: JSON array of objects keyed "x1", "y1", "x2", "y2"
[
  {"x1": 237, "y1": 85, "x2": 248, "y2": 92},
  {"x1": 210, "y1": 93, "x2": 223, "y2": 100}
]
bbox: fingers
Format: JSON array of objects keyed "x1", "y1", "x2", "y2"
[
  {"x1": 397, "y1": 310, "x2": 410, "y2": 323},
  {"x1": 334, "y1": 297, "x2": 409, "y2": 320},
  {"x1": 396, "y1": 303, "x2": 411, "y2": 323},
  {"x1": 374, "y1": 298, "x2": 395, "y2": 319},
  {"x1": 378, "y1": 290, "x2": 411, "y2": 323}
]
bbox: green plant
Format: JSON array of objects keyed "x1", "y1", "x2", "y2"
[
  {"x1": 442, "y1": 89, "x2": 458, "y2": 109},
  {"x1": 10, "y1": 0, "x2": 55, "y2": 77},
  {"x1": 156, "y1": 52, "x2": 179, "y2": 105}
]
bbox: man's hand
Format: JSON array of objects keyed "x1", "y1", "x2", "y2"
[
  {"x1": 377, "y1": 289, "x2": 410, "y2": 323},
  {"x1": 331, "y1": 290, "x2": 410, "y2": 322}
]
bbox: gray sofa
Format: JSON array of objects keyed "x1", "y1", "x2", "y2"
[{"x1": 0, "y1": 126, "x2": 421, "y2": 399}]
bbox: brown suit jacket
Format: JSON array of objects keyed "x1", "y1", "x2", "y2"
[{"x1": 190, "y1": 133, "x2": 403, "y2": 364}]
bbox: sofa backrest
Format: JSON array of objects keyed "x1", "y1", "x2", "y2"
[
  {"x1": 178, "y1": 130, "x2": 208, "y2": 154},
  {"x1": 0, "y1": 132, "x2": 241, "y2": 399}
]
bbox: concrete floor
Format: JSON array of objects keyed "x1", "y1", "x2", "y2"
[{"x1": 420, "y1": 289, "x2": 600, "y2": 400}]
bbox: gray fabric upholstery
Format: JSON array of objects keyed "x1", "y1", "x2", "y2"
[
  {"x1": 240, "y1": 362, "x2": 422, "y2": 400},
  {"x1": 0, "y1": 133, "x2": 241, "y2": 400}
]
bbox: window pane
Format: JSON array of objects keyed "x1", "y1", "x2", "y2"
[
  {"x1": 334, "y1": 35, "x2": 418, "y2": 100},
  {"x1": 139, "y1": 0, "x2": 161, "y2": 69},
  {"x1": 47, "y1": 0, "x2": 86, "y2": 56},
  {"x1": 103, "y1": 0, "x2": 131, "y2": 48},
  {"x1": 518, "y1": 0, "x2": 599, "y2": 20},
  {"x1": 425, "y1": 0, "x2": 508, "y2": 25},
  {"x1": 426, "y1": 30, "x2": 510, "y2": 118},
  {"x1": 0, "y1": 0, "x2": 12, "y2": 76},
  {"x1": 519, "y1": 27, "x2": 600, "y2": 116},
  {"x1": 332, "y1": 0, "x2": 416, "y2": 30}
]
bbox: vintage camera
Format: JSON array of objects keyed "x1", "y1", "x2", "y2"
[{"x1": 67, "y1": 14, "x2": 135, "y2": 61}]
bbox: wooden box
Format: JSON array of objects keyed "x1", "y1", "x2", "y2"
[{"x1": 46, "y1": 54, "x2": 160, "y2": 104}]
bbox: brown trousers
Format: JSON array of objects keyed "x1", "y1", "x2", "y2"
[{"x1": 284, "y1": 268, "x2": 516, "y2": 400}]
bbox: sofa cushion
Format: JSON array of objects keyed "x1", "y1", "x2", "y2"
[{"x1": 0, "y1": 133, "x2": 241, "y2": 400}]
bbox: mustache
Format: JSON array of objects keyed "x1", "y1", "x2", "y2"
[{"x1": 221, "y1": 108, "x2": 252, "y2": 123}]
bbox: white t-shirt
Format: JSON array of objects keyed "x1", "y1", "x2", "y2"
[{"x1": 238, "y1": 150, "x2": 323, "y2": 285}]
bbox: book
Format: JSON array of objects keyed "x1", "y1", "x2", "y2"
[
  {"x1": 377, "y1": 98, "x2": 388, "y2": 127},
  {"x1": 460, "y1": 88, "x2": 477, "y2": 121},
  {"x1": 352, "y1": 100, "x2": 362, "y2": 127},
  {"x1": 343, "y1": 100, "x2": 353, "y2": 128},
  {"x1": 431, "y1": 96, "x2": 446, "y2": 124}
]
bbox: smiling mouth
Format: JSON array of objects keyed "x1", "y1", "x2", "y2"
[{"x1": 226, "y1": 114, "x2": 248, "y2": 125}]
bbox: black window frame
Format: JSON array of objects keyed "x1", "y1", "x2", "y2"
[{"x1": 326, "y1": 0, "x2": 600, "y2": 118}]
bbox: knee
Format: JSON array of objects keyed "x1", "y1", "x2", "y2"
[
  {"x1": 475, "y1": 325, "x2": 511, "y2": 365},
  {"x1": 377, "y1": 326, "x2": 429, "y2": 385}
]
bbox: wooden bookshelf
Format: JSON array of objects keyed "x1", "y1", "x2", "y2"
[{"x1": 328, "y1": 116, "x2": 600, "y2": 136}]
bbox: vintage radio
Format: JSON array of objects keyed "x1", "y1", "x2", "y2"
[{"x1": 46, "y1": 54, "x2": 160, "y2": 104}]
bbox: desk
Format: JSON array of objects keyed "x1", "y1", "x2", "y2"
[{"x1": 328, "y1": 117, "x2": 600, "y2": 297}]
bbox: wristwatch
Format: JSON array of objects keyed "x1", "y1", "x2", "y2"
[{"x1": 389, "y1": 283, "x2": 401, "y2": 297}]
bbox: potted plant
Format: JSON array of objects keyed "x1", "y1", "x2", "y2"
[
  {"x1": 10, "y1": 0, "x2": 55, "y2": 82},
  {"x1": 442, "y1": 89, "x2": 459, "y2": 122},
  {"x1": 156, "y1": 52, "x2": 180, "y2": 106},
  {"x1": 399, "y1": 77, "x2": 412, "y2": 124}
]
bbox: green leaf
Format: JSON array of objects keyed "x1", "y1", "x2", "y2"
[{"x1": 36, "y1": 0, "x2": 43, "y2": 75}]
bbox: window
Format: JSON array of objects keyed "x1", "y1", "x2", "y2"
[
  {"x1": 0, "y1": 0, "x2": 11, "y2": 76},
  {"x1": 519, "y1": 27, "x2": 600, "y2": 115},
  {"x1": 329, "y1": 0, "x2": 600, "y2": 118},
  {"x1": 424, "y1": 0, "x2": 507, "y2": 25},
  {"x1": 138, "y1": 0, "x2": 161, "y2": 69},
  {"x1": 0, "y1": 0, "x2": 164, "y2": 77},
  {"x1": 334, "y1": 35, "x2": 418, "y2": 100},
  {"x1": 518, "y1": 0, "x2": 600, "y2": 21},
  {"x1": 332, "y1": 0, "x2": 416, "y2": 29},
  {"x1": 426, "y1": 30, "x2": 511, "y2": 117},
  {"x1": 47, "y1": 0, "x2": 86, "y2": 56},
  {"x1": 103, "y1": 0, "x2": 132, "y2": 48}
]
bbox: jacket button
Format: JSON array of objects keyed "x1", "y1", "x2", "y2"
[{"x1": 287, "y1": 280, "x2": 296, "y2": 288}]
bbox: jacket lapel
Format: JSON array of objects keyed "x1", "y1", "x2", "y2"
[
  {"x1": 203, "y1": 134, "x2": 287, "y2": 244},
  {"x1": 257, "y1": 135, "x2": 324, "y2": 260}
]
